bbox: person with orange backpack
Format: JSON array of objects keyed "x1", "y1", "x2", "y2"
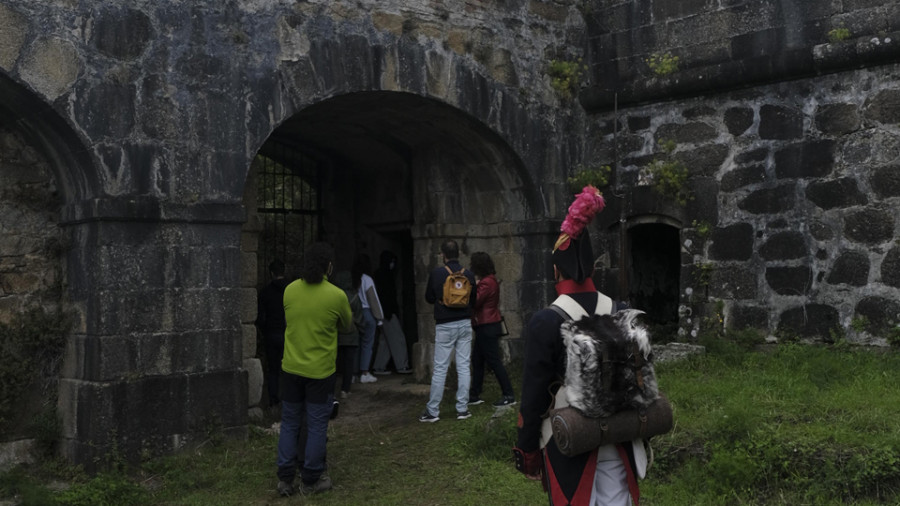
[{"x1": 419, "y1": 239, "x2": 477, "y2": 423}]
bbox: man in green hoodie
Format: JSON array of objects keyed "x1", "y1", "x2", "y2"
[{"x1": 276, "y1": 242, "x2": 353, "y2": 497}]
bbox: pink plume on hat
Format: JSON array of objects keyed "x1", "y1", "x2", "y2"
[{"x1": 560, "y1": 185, "x2": 605, "y2": 238}]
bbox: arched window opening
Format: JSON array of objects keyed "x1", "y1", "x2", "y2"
[{"x1": 255, "y1": 141, "x2": 323, "y2": 281}]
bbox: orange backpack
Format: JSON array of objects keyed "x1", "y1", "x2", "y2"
[{"x1": 441, "y1": 266, "x2": 471, "y2": 308}]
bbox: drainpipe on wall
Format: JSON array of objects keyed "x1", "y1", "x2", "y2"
[{"x1": 613, "y1": 93, "x2": 628, "y2": 302}]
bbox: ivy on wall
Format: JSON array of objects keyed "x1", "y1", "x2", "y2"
[{"x1": 0, "y1": 307, "x2": 71, "y2": 437}]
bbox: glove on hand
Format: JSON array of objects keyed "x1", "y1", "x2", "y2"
[{"x1": 512, "y1": 447, "x2": 542, "y2": 476}]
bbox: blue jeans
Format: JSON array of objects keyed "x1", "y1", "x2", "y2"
[
  {"x1": 277, "y1": 372, "x2": 335, "y2": 484},
  {"x1": 425, "y1": 319, "x2": 472, "y2": 416},
  {"x1": 358, "y1": 308, "x2": 377, "y2": 372}
]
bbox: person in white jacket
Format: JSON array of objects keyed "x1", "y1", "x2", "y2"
[{"x1": 352, "y1": 254, "x2": 384, "y2": 384}]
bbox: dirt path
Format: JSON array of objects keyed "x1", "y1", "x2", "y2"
[{"x1": 331, "y1": 373, "x2": 431, "y2": 427}]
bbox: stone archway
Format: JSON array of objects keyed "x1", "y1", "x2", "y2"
[
  {"x1": 242, "y1": 90, "x2": 543, "y2": 395},
  {"x1": 0, "y1": 73, "x2": 91, "y2": 465}
]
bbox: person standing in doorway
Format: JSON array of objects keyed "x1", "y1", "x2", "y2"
[
  {"x1": 372, "y1": 250, "x2": 412, "y2": 375},
  {"x1": 256, "y1": 259, "x2": 289, "y2": 408},
  {"x1": 419, "y1": 239, "x2": 477, "y2": 423},
  {"x1": 467, "y1": 251, "x2": 516, "y2": 408},
  {"x1": 353, "y1": 254, "x2": 384, "y2": 384},
  {"x1": 276, "y1": 242, "x2": 352, "y2": 497}
]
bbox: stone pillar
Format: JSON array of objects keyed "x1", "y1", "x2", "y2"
[{"x1": 56, "y1": 198, "x2": 248, "y2": 469}]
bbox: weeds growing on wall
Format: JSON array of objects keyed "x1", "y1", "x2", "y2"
[
  {"x1": 827, "y1": 27, "x2": 852, "y2": 43},
  {"x1": 548, "y1": 58, "x2": 587, "y2": 100},
  {"x1": 0, "y1": 307, "x2": 71, "y2": 434},
  {"x1": 646, "y1": 52, "x2": 680, "y2": 76},
  {"x1": 567, "y1": 164, "x2": 611, "y2": 193},
  {"x1": 648, "y1": 139, "x2": 691, "y2": 205}
]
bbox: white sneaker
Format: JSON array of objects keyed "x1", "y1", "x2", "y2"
[{"x1": 360, "y1": 372, "x2": 378, "y2": 383}]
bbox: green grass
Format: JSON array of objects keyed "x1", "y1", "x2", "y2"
[{"x1": 4, "y1": 343, "x2": 900, "y2": 505}]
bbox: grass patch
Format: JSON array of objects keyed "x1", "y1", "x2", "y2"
[{"x1": 3, "y1": 344, "x2": 900, "y2": 504}]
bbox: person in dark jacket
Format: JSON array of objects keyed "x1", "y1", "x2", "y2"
[
  {"x1": 467, "y1": 251, "x2": 515, "y2": 408},
  {"x1": 256, "y1": 259, "x2": 290, "y2": 407},
  {"x1": 514, "y1": 187, "x2": 639, "y2": 506},
  {"x1": 419, "y1": 239, "x2": 476, "y2": 423},
  {"x1": 372, "y1": 250, "x2": 412, "y2": 374}
]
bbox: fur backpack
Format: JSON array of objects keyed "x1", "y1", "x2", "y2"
[
  {"x1": 550, "y1": 294, "x2": 659, "y2": 418},
  {"x1": 560, "y1": 310, "x2": 659, "y2": 418}
]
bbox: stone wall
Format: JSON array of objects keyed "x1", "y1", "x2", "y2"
[
  {"x1": 589, "y1": 65, "x2": 900, "y2": 344},
  {"x1": 581, "y1": 0, "x2": 900, "y2": 109},
  {"x1": 0, "y1": 126, "x2": 62, "y2": 322}
]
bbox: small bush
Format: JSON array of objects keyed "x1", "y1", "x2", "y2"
[
  {"x1": 567, "y1": 164, "x2": 610, "y2": 193},
  {"x1": 647, "y1": 139, "x2": 691, "y2": 205},
  {"x1": 828, "y1": 27, "x2": 851, "y2": 43},
  {"x1": 646, "y1": 52, "x2": 680, "y2": 75},
  {"x1": 548, "y1": 58, "x2": 587, "y2": 100}
]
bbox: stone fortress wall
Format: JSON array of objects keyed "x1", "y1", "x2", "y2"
[
  {"x1": 1, "y1": 0, "x2": 899, "y2": 468},
  {"x1": 581, "y1": 0, "x2": 900, "y2": 344}
]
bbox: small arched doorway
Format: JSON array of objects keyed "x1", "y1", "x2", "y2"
[{"x1": 627, "y1": 221, "x2": 681, "y2": 328}]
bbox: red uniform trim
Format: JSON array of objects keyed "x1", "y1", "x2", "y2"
[
  {"x1": 616, "y1": 444, "x2": 640, "y2": 506},
  {"x1": 544, "y1": 448, "x2": 598, "y2": 505}
]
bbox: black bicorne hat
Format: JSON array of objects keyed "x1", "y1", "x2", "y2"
[{"x1": 551, "y1": 186, "x2": 606, "y2": 283}]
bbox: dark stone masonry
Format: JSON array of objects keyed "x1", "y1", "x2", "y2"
[{"x1": 1, "y1": 0, "x2": 899, "y2": 468}]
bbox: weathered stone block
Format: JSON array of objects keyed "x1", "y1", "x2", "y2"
[
  {"x1": 809, "y1": 219, "x2": 834, "y2": 241},
  {"x1": 806, "y1": 177, "x2": 867, "y2": 210},
  {"x1": 882, "y1": 247, "x2": 900, "y2": 288},
  {"x1": 74, "y1": 81, "x2": 137, "y2": 140},
  {"x1": 0, "y1": 4, "x2": 27, "y2": 70},
  {"x1": 815, "y1": 103, "x2": 860, "y2": 135},
  {"x1": 123, "y1": 375, "x2": 188, "y2": 437},
  {"x1": 855, "y1": 296, "x2": 900, "y2": 333},
  {"x1": 721, "y1": 164, "x2": 766, "y2": 191},
  {"x1": 655, "y1": 121, "x2": 718, "y2": 145},
  {"x1": 759, "y1": 231, "x2": 807, "y2": 260},
  {"x1": 843, "y1": 208, "x2": 895, "y2": 245},
  {"x1": 773, "y1": 140, "x2": 836, "y2": 179},
  {"x1": 627, "y1": 115, "x2": 651, "y2": 131},
  {"x1": 709, "y1": 223, "x2": 754, "y2": 261},
  {"x1": 685, "y1": 177, "x2": 719, "y2": 226},
  {"x1": 863, "y1": 88, "x2": 900, "y2": 124},
  {"x1": 734, "y1": 147, "x2": 768, "y2": 164},
  {"x1": 89, "y1": 6, "x2": 153, "y2": 61},
  {"x1": 708, "y1": 265, "x2": 758, "y2": 299},
  {"x1": 758, "y1": 104, "x2": 803, "y2": 140},
  {"x1": 870, "y1": 165, "x2": 900, "y2": 199},
  {"x1": 186, "y1": 370, "x2": 247, "y2": 430},
  {"x1": 19, "y1": 37, "x2": 81, "y2": 100},
  {"x1": 675, "y1": 144, "x2": 728, "y2": 177},
  {"x1": 738, "y1": 183, "x2": 795, "y2": 214},
  {"x1": 825, "y1": 250, "x2": 870, "y2": 286},
  {"x1": 729, "y1": 304, "x2": 769, "y2": 330},
  {"x1": 778, "y1": 304, "x2": 840, "y2": 339},
  {"x1": 724, "y1": 106, "x2": 754, "y2": 136},
  {"x1": 244, "y1": 358, "x2": 263, "y2": 407},
  {"x1": 765, "y1": 266, "x2": 812, "y2": 295}
]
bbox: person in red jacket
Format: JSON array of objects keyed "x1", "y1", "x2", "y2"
[{"x1": 467, "y1": 251, "x2": 515, "y2": 407}]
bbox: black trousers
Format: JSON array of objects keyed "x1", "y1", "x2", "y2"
[
  {"x1": 263, "y1": 329, "x2": 285, "y2": 405},
  {"x1": 470, "y1": 322, "x2": 514, "y2": 398}
]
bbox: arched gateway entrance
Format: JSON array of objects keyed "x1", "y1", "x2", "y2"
[{"x1": 242, "y1": 91, "x2": 543, "y2": 404}]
